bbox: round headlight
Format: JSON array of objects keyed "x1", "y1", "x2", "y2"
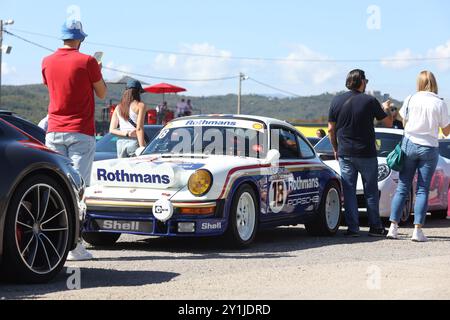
[
  {"x1": 378, "y1": 164, "x2": 391, "y2": 182},
  {"x1": 188, "y1": 170, "x2": 213, "y2": 197}
]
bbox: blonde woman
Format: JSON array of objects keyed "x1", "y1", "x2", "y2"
[
  {"x1": 388, "y1": 71, "x2": 450, "y2": 242},
  {"x1": 110, "y1": 80, "x2": 147, "y2": 158}
]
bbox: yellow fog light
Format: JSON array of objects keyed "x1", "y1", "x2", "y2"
[{"x1": 188, "y1": 170, "x2": 213, "y2": 197}]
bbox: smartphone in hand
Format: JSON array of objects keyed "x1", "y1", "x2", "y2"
[{"x1": 93, "y1": 52, "x2": 104, "y2": 63}]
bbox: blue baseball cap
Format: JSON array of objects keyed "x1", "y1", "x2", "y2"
[
  {"x1": 126, "y1": 80, "x2": 145, "y2": 93},
  {"x1": 61, "y1": 20, "x2": 88, "y2": 41}
]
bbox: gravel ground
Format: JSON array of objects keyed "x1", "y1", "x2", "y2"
[{"x1": 1, "y1": 217, "x2": 450, "y2": 300}]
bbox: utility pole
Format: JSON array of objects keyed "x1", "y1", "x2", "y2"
[
  {"x1": 237, "y1": 72, "x2": 248, "y2": 115},
  {"x1": 0, "y1": 19, "x2": 14, "y2": 108}
]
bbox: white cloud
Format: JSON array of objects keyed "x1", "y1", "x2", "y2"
[
  {"x1": 381, "y1": 49, "x2": 421, "y2": 70},
  {"x1": 1, "y1": 62, "x2": 17, "y2": 76},
  {"x1": 153, "y1": 43, "x2": 233, "y2": 84},
  {"x1": 428, "y1": 40, "x2": 450, "y2": 71},
  {"x1": 278, "y1": 45, "x2": 339, "y2": 85},
  {"x1": 103, "y1": 61, "x2": 133, "y2": 82}
]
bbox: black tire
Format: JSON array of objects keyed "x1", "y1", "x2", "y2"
[
  {"x1": 399, "y1": 190, "x2": 413, "y2": 226},
  {"x1": 224, "y1": 184, "x2": 259, "y2": 248},
  {"x1": 1, "y1": 175, "x2": 74, "y2": 284},
  {"x1": 305, "y1": 182, "x2": 342, "y2": 236},
  {"x1": 430, "y1": 209, "x2": 448, "y2": 220},
  {"x1": 82, "y1": 232, "x2": 121, "y2": 247}
]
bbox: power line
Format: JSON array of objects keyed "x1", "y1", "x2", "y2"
[
  {"x1": 3, "y1": 30, "x2": 238, "y2": 82},
  {"x1": 4, "y1": 30, "x2": 53, "y2": 53},
  {"x1": 247, "y1": 77, "x2": 302, "y2": 97},
  {"x1": 9, "y1": 27, "x2": 450, "y2": 64}
]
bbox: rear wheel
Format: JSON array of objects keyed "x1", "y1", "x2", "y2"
[
  {"x1": 430, "y1": 209, "x2": 448, "y2": 220},
  {"x1": 305, "y1": 182, "x2": 342, "y2": 236},
  {"x1": 224, "y1": 184, "x2": 258, "y2": 248},
  {"x1": 2, "y1": 175, "x2": 73, "y2": 284},
  {"x1": 399, "y1": 190, "x2": 413, "y2": 225},
  {"x1": 82, "y1": 232, "x2": 121, "y2": 247}
]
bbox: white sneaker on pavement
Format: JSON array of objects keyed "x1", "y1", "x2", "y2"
[
  {"x1": 412, "y1": 228, "x2": 428, "y2": 243},
  {"x1": 67, "y1": 242, "x2": 94, "y2": 261},
  {"x1": 387, "y1": 224, "x2": 399, "y2": 240}
]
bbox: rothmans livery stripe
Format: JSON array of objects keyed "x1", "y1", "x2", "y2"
[{"x1": 218, "y1": 161, "x2": 326, "y2": 199}]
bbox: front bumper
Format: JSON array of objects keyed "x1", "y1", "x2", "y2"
[
  {"x1": 356, "y1": 178, "x2": 397, "y2": 218},
  {"x1": 83, "y1": 198, "x2": 227, "y2": 237}
]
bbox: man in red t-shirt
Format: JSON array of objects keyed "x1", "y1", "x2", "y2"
[{"x1": 42, "y1": 20, "x2": 107, "y2": 261}]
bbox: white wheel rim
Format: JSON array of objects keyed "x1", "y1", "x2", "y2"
[
  {"x1": 14, "y1": 184, "x2": 69, "y2": 275},
  {"x1": 325, "y1": 188, "x2": 340, "y2": 230},
  {"x1": 236, "y1": 192, "x2": 256, "y2": 242}
]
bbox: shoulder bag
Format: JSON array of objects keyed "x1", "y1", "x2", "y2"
[
  {"x1": 386, "y1": 95, "x2": 412, "y2": 172},
  {"x1": 128, "y1": 118, "x2": 150, "y2": 145}
]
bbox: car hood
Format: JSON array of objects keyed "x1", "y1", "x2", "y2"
[
  {"x1": 86, "y1": 154, "x2": 262, "y2": 201},
  {"x1": 94, "y1": 152, "x2": 117, "y2": 162},
  {"x1": 323, "y1": 157, "x2": 388, "y2": 190}
]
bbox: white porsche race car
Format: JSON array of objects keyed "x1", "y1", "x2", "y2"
[
  {"x1": 315, "y1": 128, "x2": 450, "y2": 223},
  {"x1": 82, "y1": 115, "x2": 343, "y2": 247}
]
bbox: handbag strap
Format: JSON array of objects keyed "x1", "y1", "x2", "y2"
[
  {"x1": 128, "y1": 117, "x2": 150, "y2": 143},
  {"x1": 401, "y1": 95, "x2": 414, "y2": 148}
]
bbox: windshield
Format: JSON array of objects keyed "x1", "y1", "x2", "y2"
[
  {"x1": 439, "y1": 141, "x2": 450, "y2": 159},
  {"x1": 143, "y1": 125, "x2": 267, "y2": 159},
  {"x1": 315, "y1": 132, "x2": 403, "y2": 157}
]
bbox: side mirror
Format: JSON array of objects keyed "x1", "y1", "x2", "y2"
[
  {"x1": 135, "y1": 147, "x2": 146, "y2": 157},
  {"x1": 265, "y1": 149, "x2": 280, "y2": 166}
]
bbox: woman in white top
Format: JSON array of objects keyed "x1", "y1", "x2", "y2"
[
  {"x1": 388, "y1": 71, "x2": 450, "y2": 242},
  {"x1": 109, "y1": 80, "x2": 147, "y2": 158}
]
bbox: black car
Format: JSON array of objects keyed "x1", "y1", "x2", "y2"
[
  {"x1": 0, "y1": 110, "x2": 46, "y2": 144},
  {"x1": 439, "y1": 139, "x2": 450, "y2": 160},
  {"x1": 0, "y1": 118, "x2": 83, "y2": 283},
  {"x1": 95, "y1": 125, "x2": 163, "y2": 161}
]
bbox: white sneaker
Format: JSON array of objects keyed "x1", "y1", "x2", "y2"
[
  {"x1": 412, "y1": 228, "x2": 428, "y2": 243},
  {"x1": 387, "y1": 224, "x2": 399, "y2": 239},
  {"x1": 67, "y1": 243, "x2": 94, "y2": 261}
]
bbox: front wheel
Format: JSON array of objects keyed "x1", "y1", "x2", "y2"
[
  {"x1": 430, "y1": 209, "x2": 448, "y2": 220},
  {"x1": 305, "y1": 182, "x2": 342, "y2": 236},
  {"x1": 1, "y1": 175, "x2": 73, "y2": 284},
  {"x1": 224, "y1": 184, "x2": 258, "y2": 248}
]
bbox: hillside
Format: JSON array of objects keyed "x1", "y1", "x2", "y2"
[{"x1": 1, "y1": 80, "x2": 401, "y2": 126}]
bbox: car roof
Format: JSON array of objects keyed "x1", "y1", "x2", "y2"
[
  {"x1": 172, "y1": 114, "x2": 298, "y2": 131},
  {"x1": 0, "y1": 110, "x2": 15, "y2": 116}
]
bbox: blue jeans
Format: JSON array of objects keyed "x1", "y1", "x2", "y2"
[
  {"x1": 390, "y1": 139, "x2": 439, "y2": 226},
  {"x1": 339, "y1": 157, "x2": 383, "y2": 233},
  {"x1": 46, "y1": 132, "x2": 96, "y2": 186},
  {"x1": 117, "y1": 138, "x2": 139, "y2": 158}
]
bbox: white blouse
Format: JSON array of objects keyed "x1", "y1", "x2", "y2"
[{"x1": 400, "y1": 91, "x2": 449, "y2": 147}]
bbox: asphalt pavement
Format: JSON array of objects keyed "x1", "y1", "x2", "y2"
[{"x1": 2, "y1": 217, "x2": 450, "y2": 300}]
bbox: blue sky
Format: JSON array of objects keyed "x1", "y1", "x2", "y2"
[{"x1": 1, "y1": 0, "x2": 450, "y2": 102}]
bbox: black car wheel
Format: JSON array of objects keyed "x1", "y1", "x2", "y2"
[
  {"x1": 224, "y1": 184, "x2": 259, "y2": 248},
  {"x1": 430, "y1": 209, "x2": 448, "y2": 220},
  {"x1": 398, "y1": 190, "x2": 413, "y2": 225},
  {"x1": 82, "y1": 232, "x2": 121, "y2": 247},
  {"x1": 305, "y1": 182, "x2": 342, "y2": 236},
  {"x1": 2, "y1": 175, "x2": 73, "y2": 284}
]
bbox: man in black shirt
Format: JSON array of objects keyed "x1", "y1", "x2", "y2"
[{"x1": 328, "y1": 69, "x2": 393, "y2": 237}]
